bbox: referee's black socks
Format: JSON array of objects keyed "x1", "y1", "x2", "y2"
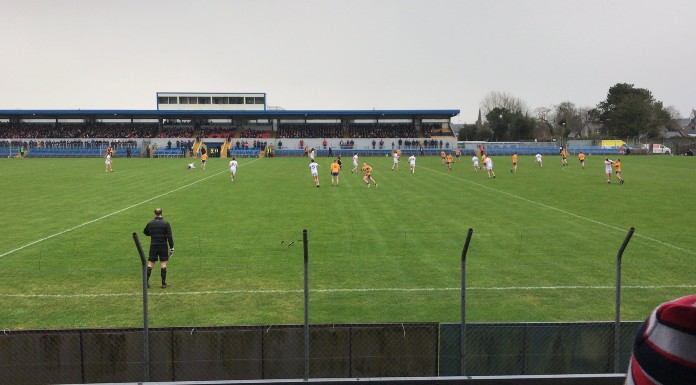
[
  {"x1": 147, "y1": 266, "x2": 152, "y2": 281},
  {"x1": 161, "y1": 268, "x2": 167, "y2": 284}
]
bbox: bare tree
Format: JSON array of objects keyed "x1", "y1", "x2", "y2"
[
  {"x1": 665, "y1": 105, "x2": 682, "y2": 120},
  {"x1": 479, "y1": 91, "x2": 529, "y2": 120}
]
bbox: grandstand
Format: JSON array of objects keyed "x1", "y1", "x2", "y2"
[{"x1": 0, "y1": 107, "x2": 461, "y2": 158}]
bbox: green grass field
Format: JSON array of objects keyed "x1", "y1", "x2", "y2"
[{"x1": 0, "y1": 154, "x2": 694, "y2": 330}]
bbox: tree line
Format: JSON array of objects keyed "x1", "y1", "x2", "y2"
[{"x1": 458, "y1": 83, "x2": 679, "y2": 141}]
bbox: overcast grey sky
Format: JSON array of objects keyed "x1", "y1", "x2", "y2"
[{"x1": 1, "y1": 0, "x2": 693, "y2": 123}]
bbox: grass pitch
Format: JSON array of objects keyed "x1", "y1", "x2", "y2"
[{"x1": 0, "y1": 154, "x2": 694, "y2": 330}]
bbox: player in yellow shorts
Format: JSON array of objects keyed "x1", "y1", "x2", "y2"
[
  {"x1": 362, "y1": 162, "x2": 378, "y2": 188},
  {"x1": 330, "y1": 159, "x2": 340, "y2": 186},
  {"x1": 613, "y1": 158, "x2": 624, "y2": 185}
]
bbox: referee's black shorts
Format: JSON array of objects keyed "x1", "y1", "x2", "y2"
[{"x1": 148, "y1": 246, "x2": 169, "y2": 262}]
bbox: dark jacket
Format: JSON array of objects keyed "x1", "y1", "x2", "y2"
[{"x1": 144, "y1": 217, "x2": 174, "y2": 249}]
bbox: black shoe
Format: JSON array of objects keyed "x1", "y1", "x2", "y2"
[{"x1": 161, "y1": 283, "x2": 168, "y2": 289}]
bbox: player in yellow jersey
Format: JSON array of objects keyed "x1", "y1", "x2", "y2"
[
  {"x1": 511, "y1": 152, "x2": 518, "y2": 173},
  {"x1": 560, "y1": 146, "x2": 568, "y2": 167},
  {"x1": 446, "y1": 153, "x2": 454, "y2": 171},
  {"x1": 481, "y1": 154, "x2": 487, "y2": 171},
  {"x1": 201, "y1": 152, "x2": 208, "y2": 170},
  {"x1": 455, "y1": 148, "x2": 461, "y2": 162},
  {"x1": 613, "y1": 158, "x2": 624, "y2": 185},
  {"x1": 362, "y1": 162, "x2": 378, "y2": 188},
  {"x1": 578, "y1": 152, "x2": 586, "y2": 169},
  {"x1": 330, "y1": 159, "x2": 341, "y2": 186}
]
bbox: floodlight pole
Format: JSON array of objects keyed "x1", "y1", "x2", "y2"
[
  {"x1": 303, "y1": 229, "x2": 310, "y2": 381},
  {"x1": 132, "y1": 232, "x2": 150, "y2": 383},
  {"x1": 614, "y1": 227, "x2": 634, "y2": 373},
  {"x1": 461, "y1": 228, "x2": 474, "y2": 376}
]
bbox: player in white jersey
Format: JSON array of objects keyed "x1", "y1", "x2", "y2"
[
  {"x1": 229, "y1": 157, "x2": 238, "y2": 181},
  {"x1": 187, "y1": 163, "x2": 195, "y2": 169},
  {"x1": 391, "y1": 150, "x2": 400, "y2": 171},
  {"x1": 408, "y1": 154, "x2": 416, "y2": 173},
  {"x1": 604, "y1": 157, "x2": 613, "y2": 184},
  {"x1": 472, "y1": 155, "x2": 479, "y2": 172},
  {"x1": 351, "y1": 153, "x2": 359, "y2": 173},
  {"x1": 105, "y1": 154, "x2": 113, "y2": 172},
  {"x1": 485, "y1": 156, "x2": 496, "y2": 178},
  {"x1": 309, "y1": 160, "x2": 320, "y2": 187},
  {"x1": 535, "y1": 153, "x2": 543, "y2": 167}
]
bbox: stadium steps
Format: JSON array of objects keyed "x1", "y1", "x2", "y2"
[
  {"x1": 220, "y1": 141, "x2": 231, "y2": 158},
  {"x1": 192, "y1": 141, "x2": 202, "y2": 157}
]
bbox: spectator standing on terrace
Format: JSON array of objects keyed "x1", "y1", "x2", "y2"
[
  {"x1": 144, "y1": 208, "x2": 174, "y2": 289},
  {"x1": 309, "y1": 160, "x2": 320, "y2": 187},
  {"x1": 105, "y1": 153, "x2": 113, "y2": 172}
]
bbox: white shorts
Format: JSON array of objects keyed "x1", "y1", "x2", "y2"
[
  {"x1": 393, "y1": 159, "x2": 399, "y2": 164},
  {"x1": 105, "y1": 160, "x2": 111, "y2": 165},
  {"x1": 353, "y1": 161, "x2": 358, "y2": 167},
  {"x1": 230, "y1": 167, "x2": 237, "y2": 173},
  {"x1": 311, "y1": 171, "x2": 318, "y2": 177},
  {"x1": 487, "y1": 165, "x2": 493, "y2": 170},
  {"x1": 410, "y1": 162, "x2": 415, "y2": 167},
  {"x1": 605, "y1": 168, "x2": 612, "y2": 173},
  {"x1": 473, "y1": 161, "x2": 479, "y2": 167}
]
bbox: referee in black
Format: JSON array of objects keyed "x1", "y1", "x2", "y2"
[{"x1": 144, "y1": 208, "x2": 174, "y2": 288}]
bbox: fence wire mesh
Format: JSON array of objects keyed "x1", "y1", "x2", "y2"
[{"x1": 0, "y1": 229, "x2": 689, "y2": 384}]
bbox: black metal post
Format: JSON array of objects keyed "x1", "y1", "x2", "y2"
[
  {"x1": 461, "y1": 228, "x2": 474, "y2": 376},
  {"x1": 303, "y1": 229, "x2": 309, "y2": 381},
  {"x1": 614, "y1": 227, "x2": 634, "y2": 373},
  {"x1": 132, "y1": 232, "x2": 150, "y2": 383}
]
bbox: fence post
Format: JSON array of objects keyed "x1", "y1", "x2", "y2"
[
  {"x1": 132, "y1": 232, "x2": 150, "y2": 383},
  {"x1": 614, "y1": 227, "x2": 634, "y2": 373},
  {"x1": 461, "y1": 228, "x2": 474, "y2": 376},
  {"x1": 303, "y1": 229, "x2": 309, "y2": 381}
]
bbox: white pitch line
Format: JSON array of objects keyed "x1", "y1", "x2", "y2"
[
  {"x1": 422, "y1": 166, "x2": 696, "y2": 256},
  {"x1": 0, "y1": 159, "x2": 259, "y2": 259},
  {"x1": 1, "y1": 284, "x2": 694, "y2": 299}
]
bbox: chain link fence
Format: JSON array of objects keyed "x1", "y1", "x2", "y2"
[{"x1": 0, "y1": 228, "x2": 690, "y2": 384}]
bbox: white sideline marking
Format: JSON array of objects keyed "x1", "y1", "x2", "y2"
[
  {"x1": 0, "y1": 159, "x2": 258, "y2": 259},
  {"x1": 423, "y1": 166, "x2": 696, "y2": 256},
  {"x1": 1, "y1": 284, "x2": 694, "y2": 298}
]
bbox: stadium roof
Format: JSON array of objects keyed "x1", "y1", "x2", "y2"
[{"x1": 0, "y1": 109, "x2": 459, "y2": 120}]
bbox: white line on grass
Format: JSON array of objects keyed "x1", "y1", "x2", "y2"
[
  {"x1": 0, "y1": 159, "x2": 259, "y2": 259},
  {"x1": 1, "y1": 284, "x2": 694, "y2": 298},
  {"x1": 422, "y1": 166, "x2": 696, "y2": 256}
]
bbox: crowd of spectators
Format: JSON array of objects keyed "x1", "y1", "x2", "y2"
[
  {"x1": 348, "y1": 123, "x2": 418, "y2": 138},
  {"x1": 0, "y1": 138, "x2": 137, "y2": 149},
  {"x1": 232, "y1": 140, "x2": 267, "y2": 150},
  {"x1": 277, "y1": 123, "x2": 343, "y2": 139},
  {"x1": 239, "y1": 128, "x2": 273, "y2": 138},
  {"x1": 422, "y1": 123, "x2": 455, "y2": 137},
  {"x1": 157, "y1": 125, "x2": 195, "y2": 138}
]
